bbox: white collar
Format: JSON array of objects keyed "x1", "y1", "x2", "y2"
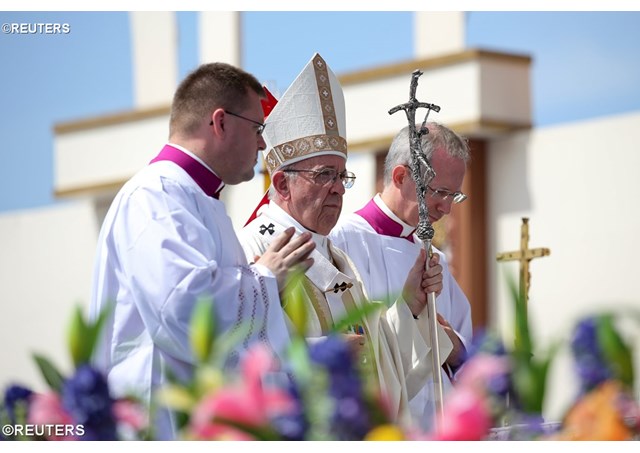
[
  {"x1": 373, "y1": 193, "x2": 416, "y2": 238},
  {"x1": 268, "y1": 202, "x2": 330, "y2": 260}
]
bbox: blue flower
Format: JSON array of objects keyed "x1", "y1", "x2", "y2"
[
  {"x1": 3, "y1": 384, "x2": 33, "y2": 425},
  {"x1": 61, "y1": 365, "x2": 116, "y2": 440},
  {"x1": 571, "y1": 317, "x2": 612, "y2": 393},
  {"x1": 270, "y1": 375, "x2": 308, "y2": 440},
  {"x1": 308, "y1": 335, "x2": 354, "y2": 374},
  {"x1": 331, "y1": 394, "x2": 371, "y2": 440},
  {"x1": 308, "y1": 335, "x2": 371, "y2": 440},
  {"x1": 467, "y1": 329, "x2": 507, "y2": 358}
]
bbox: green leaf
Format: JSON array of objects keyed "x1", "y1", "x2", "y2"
[
  {"x1": 281, "y1": 337, "x2": 334, "y2": 440},
  {"x1": 67, "y1": 303, "x2": 112, "y2": 368},
  {"x1": 86, "y1": 302, "x2": 112, "y2": 361},
  {"x1": 281, "y1": 267, "x2": 308, "y2": 338},
  {"x1": 596, "y1": 314, "x2": 634, "y2": 389},
  {"x1": 67, "y1": 305, "x2": 90, "y2": 368},
  {"x1": 330, "y1": 301, "x2": 383, "y2": 335},
  {"x1": 506, "y1": 271, "x2": 531, "y2": 355},
  {"x1": 32, "y1": 354, "x2": 65, "y2": 393},
  {"x1": 512, "y1": 340, "x2": 558, "y2": 414},
  {"x1": 190, "y1": 297, "x2": 216, "y2": 364},
  {"x1": 285, "y1": 337, "x2": 313, "y2": 384},
  {"x1": 502, "y1": 270, "x2": 559, "y2": 415}
]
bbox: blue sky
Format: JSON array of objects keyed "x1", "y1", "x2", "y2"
[{"x1": 1, "y1": 11, "x2": 639, "y2": 213}]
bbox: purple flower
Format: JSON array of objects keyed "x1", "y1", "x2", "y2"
[
  {"x1": 331, "y1": 394, "x2": 371, "y2": 440},
  {"x1": 308, "y1": 335, "x2": 354, "y2": 374},
  {"x1": 463, "y1": 333, "x2": 512, "y2": 407},
  {"x1": 467, "y1": 330, "x2": 507, "y2": 358},
  {"x1": 61, "y1": 365, "x2": 116, "y2": 440},
  {"x1": 3, "y1": 384, "x2": 33, "y2": 425},
  {"x1": 571, "y1": 317, "x2": 612, "y2": 393},
  {"x1": 308, "y1": 335, "x2": 371, "y2": 440},
  {"x1": 270, "y1": 376, "x2": 308, "y2": 440}
]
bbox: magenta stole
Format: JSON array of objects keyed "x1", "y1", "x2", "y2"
[
  {"x1": 355, "y1": 198, "x2": 415, "y2": 242},
  {"x1": 149, "y1": 145, "x2": 224, "y2": 199}
]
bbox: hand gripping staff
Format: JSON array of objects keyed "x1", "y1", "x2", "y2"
[{"x1": 388, "y1": 70, "x2": 444, "y2": 429}]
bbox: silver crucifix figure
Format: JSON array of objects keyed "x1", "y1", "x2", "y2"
[{"x1": 389, "y1": 69, "x2": 445, "y2": 427}]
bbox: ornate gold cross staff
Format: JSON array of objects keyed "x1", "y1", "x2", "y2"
[{"x1": 496, "y1": 217, "x2": 550, "y2": 344}]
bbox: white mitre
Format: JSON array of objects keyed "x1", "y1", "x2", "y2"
[{"x1": 262, "y1": 52, "x2": 347, "y2": 175}]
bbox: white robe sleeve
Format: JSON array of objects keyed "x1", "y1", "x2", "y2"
[
  {"x1": 343, "y1": 248, "x2": 453, "y2": 400},
  {"x1": 92, "y1": 176, "x2": 290, "y2": 394},
  {"x1": 127, "y1": 185, "x2": 285, "y2": 358}
]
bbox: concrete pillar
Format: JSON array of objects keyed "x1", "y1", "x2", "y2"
[
  {"x1": 415, "y1": 12, "x2": 466, "y2": 58},
  {"x1": 130, "y1": 12, "x2": 178, "y2": 108},
  {"x1": 198, "y1": 11, "x2": 241, "y2": 66}
]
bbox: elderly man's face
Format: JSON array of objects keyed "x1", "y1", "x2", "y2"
[{"x1": 284, "y1": 155, "x2": 347, "y2": 235}]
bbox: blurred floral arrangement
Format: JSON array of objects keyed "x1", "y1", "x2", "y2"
[
  {"x1": 2, "y1": 273, "x2": 639, "y2": 441},
  {"x1": 440, "y1": 277, "x2": 640, "y2": 441},
  {"x1": 0, "y1": 306, "x2": 149, "y2": 440}
]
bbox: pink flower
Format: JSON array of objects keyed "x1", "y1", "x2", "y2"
[
  {"x1": 456, "y1": 353, "x2": 510, "y2": 395},
  {"x1": 113, "y1": 399, "x2": 148, "y2": 431},
  {"x1": 27, "y1": 392, "x2": 76, "y2": 441},
  {"x1": 188, "y1": 345, "x2": 295, "y2": 440},
  {"x1": 430, "y1": 387, "x2": 493, "y2": 441}
]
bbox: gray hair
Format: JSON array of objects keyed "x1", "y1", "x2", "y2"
[{"x1": 383, "y1": 122, "x2": 470, "y2": 188}]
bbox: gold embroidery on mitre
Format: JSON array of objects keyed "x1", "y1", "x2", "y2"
[
  {"x1": 265, "y1": 134, "x2": 347, "y2": 174},
  {"x1": 312, "y1": 54, "x2": 339, "y2": 136}
]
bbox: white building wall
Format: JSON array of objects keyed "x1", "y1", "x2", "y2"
[
  {"x1": 488, "y1": 110, "x2": 640, "y2": 420},
  {"x1": 55, "y1": 116, "x2": 168, "y2": 194},
  {"x1": 0, "y1": 201, "x2": 99, "y2": 390}
]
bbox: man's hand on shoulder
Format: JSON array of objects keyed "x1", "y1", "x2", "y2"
[{"x1": 255, "y1": 227, "x2": 315, "y2": 290}]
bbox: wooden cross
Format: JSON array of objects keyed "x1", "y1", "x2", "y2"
[{"x1": 496, "y1": 217, "x2": 550, "y2": 309}]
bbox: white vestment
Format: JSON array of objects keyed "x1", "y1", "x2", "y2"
[
  {"x1": 238, "y1": 202, "x2": 453, "y2": 426},
  {"x1": 90, "y1": 144, "x2": 290, "y2": 439},
  {"x1": 329, "y1": 194, "x2": 473, "y2": 430}
]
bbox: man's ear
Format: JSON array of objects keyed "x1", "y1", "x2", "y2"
[
  {"x1": 271, "y1": 171, "x2": 291, "y2": 200},
  {"x1": 391, "y1": 164, "x2": 409, "y2": 188},
  {"x1": 210, "y1": 108, "x2": 226, "y2": 137}
]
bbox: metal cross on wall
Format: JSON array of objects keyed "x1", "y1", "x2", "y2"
[{"x1": 496, "y1": 217, "x2": 550, "y2": 339}]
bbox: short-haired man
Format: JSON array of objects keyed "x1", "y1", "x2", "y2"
[
  {"x1": 90, "y1": 62, "x2": 315, "y2": 439},
  {"x1": 330, "y1": 122, "x2": 472, "y2": 429}
]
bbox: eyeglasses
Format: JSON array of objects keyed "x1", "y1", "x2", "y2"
[
  {"x1": 282, "y1": 168, "x2": 356, "y2": 189},
  {"x1": 402, "y1": 165, "x2": 466, "y2": 203},
  {"x1": 426, "y1": 185, "x2": 467, "y2": 204},
  {"x1": 210, "y1": 110, "x2": 266, "y2": 135}
]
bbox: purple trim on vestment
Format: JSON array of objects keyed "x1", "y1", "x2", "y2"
[
  {"x1": 150, "y1": 145, "x2": 223, "y2": 199},
  {"x1": 355, "y1": 198, "x2": 414, "y2": 242}
]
